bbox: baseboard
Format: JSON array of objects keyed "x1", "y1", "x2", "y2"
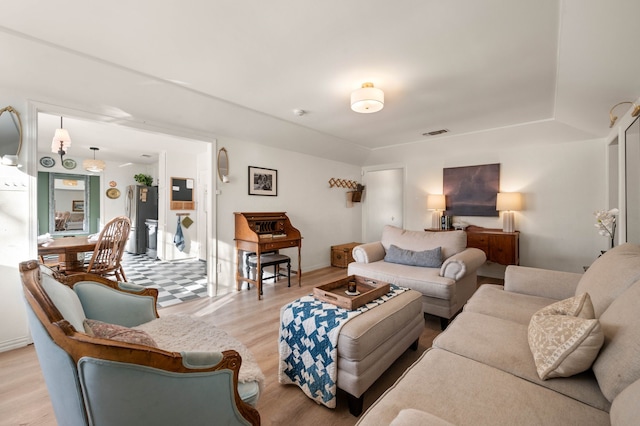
[{"x1": 0, "y1": 335, "x2": 32, "y2": 353}]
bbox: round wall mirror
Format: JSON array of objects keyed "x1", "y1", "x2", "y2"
[
  {"x1": 217, "y1": 147, "x2": 229, "y2": 182},
  {"x1": 0, "y1": 106, "x2": 23, "y2": 166}
]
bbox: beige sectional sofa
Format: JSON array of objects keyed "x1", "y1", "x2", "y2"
[
  {"x1": 357, "y1": 243, "x2": 640, "y2": 425},
  {"x1": 348, "y1": 225, "x2": 486, "y2": 328}
]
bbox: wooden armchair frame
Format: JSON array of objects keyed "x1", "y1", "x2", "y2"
[{"x1": 20, "y1": 260, "x2": 260, "y2": 426}]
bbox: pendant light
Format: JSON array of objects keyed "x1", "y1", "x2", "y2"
[
  {"x1": 83, "y1": 147, "x2": 106, "y2": 172},
  {"x1": 51, "y1": 116, "x2": 71, "y2": 161}
]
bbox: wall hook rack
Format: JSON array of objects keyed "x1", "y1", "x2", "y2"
[{"x1": 328, "y1": 178, "x2": 359, "y2": 189}]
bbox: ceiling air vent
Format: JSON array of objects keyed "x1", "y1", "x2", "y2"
[{"x1": 422, "y1": 129, "x2": 449, "y2": 136}]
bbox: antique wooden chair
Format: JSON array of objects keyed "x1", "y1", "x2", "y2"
[
  {"x1": 66, "y1": 216, "x2": 131, "y2": 281},
  {"x1": 20, "y1": 260, "x2": 261, "y2": 426}
]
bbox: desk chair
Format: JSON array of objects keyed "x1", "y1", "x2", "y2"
[
  {"x1": 246, "y1": 252, "x2": 291, "y2": 295},
  {"x1": 66, "y1": 216, "x2": 131, "y2": 281}
]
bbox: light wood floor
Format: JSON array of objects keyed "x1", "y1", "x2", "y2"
[{"x1": 0, "y1": 268, "x2": 503, "y2": 426}]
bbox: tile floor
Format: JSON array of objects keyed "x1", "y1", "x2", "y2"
[{"x1": 120, "y1": 253, "x2": 209, "y2": 308}]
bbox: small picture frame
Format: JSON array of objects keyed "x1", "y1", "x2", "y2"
[
  {"x1": 72, "y1": 200, "x2": 84, "y2": 212},
  {"x1": 248, "y1": 166, "x2": 278, "y2": 196}
]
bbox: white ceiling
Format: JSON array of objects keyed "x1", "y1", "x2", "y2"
[
  {"x1": 2, "y1": 0, "x2": 640, "y2": 165},
  {"x1": 37, "y1": 113, "x2": 207, "y2": 165}
]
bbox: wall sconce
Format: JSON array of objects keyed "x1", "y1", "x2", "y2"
[
  {"x1": 496, "y1": 192, "x2": 522, "y2": 233},
  {"x1": 51, "y1": 116, "x2": 71, "y2": 161},
  {"x1": 427, "y1": 194, "x2": 446, "y2": 229},
  {"x1": 609, "y1": 101, "x2": 640, "y2": 128}
]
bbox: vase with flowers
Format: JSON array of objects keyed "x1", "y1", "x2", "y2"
[{"x1": 594, "y1": 208, "x2": 618, "y2": 250}]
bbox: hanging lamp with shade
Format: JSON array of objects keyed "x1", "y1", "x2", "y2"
[
  {"x1": 83, "y1": 147, "x2": 106, "y2": 172},
  {"x1": 51, "y1": 116, "x2": 71, "y2": 161}
]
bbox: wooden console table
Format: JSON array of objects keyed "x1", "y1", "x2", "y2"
[{"x1": 465, "y1": 225, "x2": 519, "y2": 265}]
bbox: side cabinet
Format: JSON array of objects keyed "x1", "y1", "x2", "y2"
[{"x1": 466, "y1": 226, "x2": 519, "y2": 265}]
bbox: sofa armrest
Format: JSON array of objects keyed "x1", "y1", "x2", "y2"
[
  {"x1": 352, "y1": 242, "x2": 386, "y2": 264},
  {"x1": 440, "y1": 248, "x2": 486, "y2": 279},
  {"x1": 504, "y1": 265, "x2": 582, "y2": 300}
]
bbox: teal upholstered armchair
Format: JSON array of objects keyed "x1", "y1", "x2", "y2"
[{"x1": 19, "y1": 260, "x2": 261, "y2": 426}]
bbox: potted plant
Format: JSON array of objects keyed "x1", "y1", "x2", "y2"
[{"x1": 134, "y1": 173, "x2": 153, "y2": 186}]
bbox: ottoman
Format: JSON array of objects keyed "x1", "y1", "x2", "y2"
[{"x1": 337, "y1": 289, "x2": 424, "y2": 415}]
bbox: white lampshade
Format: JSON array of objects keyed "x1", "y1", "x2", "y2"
[
  {"x1": 496, "y1": 192, "x2": 522, "y2": 233},
  {"x1": 427, "y1": 194, "x2": 446, "y2": 210},
  {"x1": 351, "y1": 82, "x2": 384, "y2": 113},
  {"x1": 51, "y1": 128, "x2": 71, "y2": 150},
  {"x1": 496, "y1": 192, "x2": 522, "y2": 212}
]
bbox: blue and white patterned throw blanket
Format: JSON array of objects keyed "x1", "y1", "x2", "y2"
[{"x1": 278, "y1": 284, "x2": 407, "y2": 408}]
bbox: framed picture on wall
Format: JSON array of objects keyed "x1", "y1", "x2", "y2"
[
  {"x1": 72, "y1": 200, "x2": 85, "y2": 212},
  {"x1": 443, "y1": 163, "x2": 500, "y2": 216},
  {"x1": 248, "y1": 166, "x2": 278, "y2": 196}
]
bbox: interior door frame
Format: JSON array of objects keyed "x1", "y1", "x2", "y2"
[{"x1": 361, "y1": 164, "x2": 406, "y2": 243}]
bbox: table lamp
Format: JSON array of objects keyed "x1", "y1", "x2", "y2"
[
  {"x1": 427, "y1": 194, "x2": 446, "y2": 229},
  {"x1": 496, "y1": 192, "x2": 522, "y2": 233}
]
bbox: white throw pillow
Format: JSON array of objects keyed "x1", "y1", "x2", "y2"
[
  {"x1": 528, "y1": 293, "x2": 604, "y2": 380},
  {"x1": 40, "y1": 274, "x2": 87, "y2": 331}
]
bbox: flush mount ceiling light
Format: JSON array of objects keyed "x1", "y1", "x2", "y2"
[
  {"x1": 609, "y1": 101, "x2": 640, "y2": 128},
  {"x1": 351, "y1": 82, "x2": 384, "y2": 113},
  {"x1": 83, "y1": 147, "x2": 106, "y2": 172},
  {"x1": 51, "y1": 116, "x2": 71, "y2": 161}
]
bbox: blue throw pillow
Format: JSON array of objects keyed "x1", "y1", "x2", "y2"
[{"x1": 384, "y1": 244, "x2": 443, "y2": 268}]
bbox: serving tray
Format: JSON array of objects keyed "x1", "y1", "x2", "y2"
[{"x1": 313, "y1": 275, "x2": 391, "y2": 310}]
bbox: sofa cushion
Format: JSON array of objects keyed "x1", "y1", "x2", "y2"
[
  {"x1": 348, "y1": 260, "x2": 455, "y2": 300},
  {"x1": 592, "y1": 278, "x2": 640, "y2": 402},
  {"x1": 610, "y1": 377, "x2": 640, "y2": 426},
  {"x1": 40, "y1": 273, "x2": 86, "y2": 331},
  {"x1": 528, "y1": 314, "x2": 603, "y2": 380},
  {"x1": 356, "y1": 348, "x2": 610, "y2": 426},
  {"x1": 463, "y1": 284, "x2": 557, "y2": 325},
  {"x1": 575, "y1": 243, "x2": 640, "y2": 317},
  {"x1": 384, "y1": 244, "x2": 443, "y2": 268},
  {"x1": 434, "y1": 311, "x2": 610, "y2": 410},
  {"x1": 84, "y1": 319, "x2": 158, "y2": 347},
  {"x1": 381, "y1": 225, "x2": 466, "y2": 260}
]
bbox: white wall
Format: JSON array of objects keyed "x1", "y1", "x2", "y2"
[
  {"x1": 0, "y1": 93, "x2": 31, "y2": 352},
  {"x1": 214, "y1": 137, "x2": 363, "y2": 295},
  {"x1": 101, "y1": 161, "x2": 154, "y2": 226},
  {"x1": 159, "y1": 147, "x2": 207, "y2": 261},
  {"x1": 365, "y1": 128, "x2": 608, "y2": 276}
]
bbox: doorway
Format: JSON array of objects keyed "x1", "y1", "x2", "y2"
[{"x1": 362, "y1": 167, "x2": 404, "y2": 242}]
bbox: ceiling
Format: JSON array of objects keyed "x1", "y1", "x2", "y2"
[
  {"x1": 37, "y1": 113, "x2": 207, "y2": 165},
  {"x1": 2, "y1": 0, "x2": 640, "y2": 165}
]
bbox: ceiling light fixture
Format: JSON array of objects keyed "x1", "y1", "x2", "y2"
[
  {"x1": 83, "y1": 147, "x2": 106, "y2": 173},
  {"x1": 51, "y1": 116, "x2": 71, "y2": 161},
  {"x1": 609, "y1": 101, "x2": 640, "y2": 128},
  {"x1": 351, "y1": 82, "x2": 384, "y2": 113}
]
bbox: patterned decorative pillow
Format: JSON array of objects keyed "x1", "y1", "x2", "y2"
[
  {"x1": 84, "y1": 319, "x2": 158, "y2": 347},
  {"x1": 528, "y1": 293, "x2": 604, "y2": 380},
  {"x1": 384, "y1": 244, "x2": 443, "y2": 267},
  {"x1": 535, "y1": 292, "x2": 595, "y2": 319}
]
